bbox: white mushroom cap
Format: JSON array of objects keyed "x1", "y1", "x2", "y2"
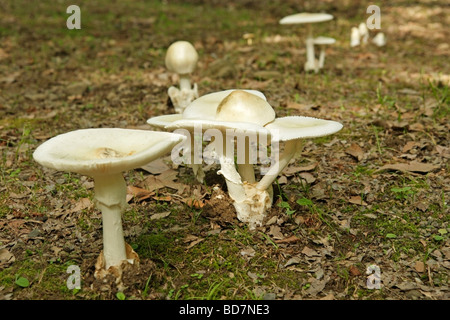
[
  {"x1": 146, "y1": 114, "x2": 183, "y2": 128},
  {"x1": 279, "y1": 13, "x2": 333, "y2": 25},
  {"x1": 372, "y1": 32, "x2": 386, "y2": 47},
  {"x1": 183, "y1": 89, "x2": 267, "y2": 120},
  {"x1": 33, "y1": 128, "x2": 186, "y2": 176},
  {"x1": 147, "y1": 89, "x2": 267, "y2": 129},
  {"x1": 165, "y1": 90, "x2": 274, "y2": 133},
  {"x1": 264, "y1": 116, "x2": 343, "y2": 141},
  {"x1": 313, "y1": 36, "x2": 336, "y2": 45},
  {"x1": 165, "y1": 41, "x2": 199, "y2": 75}
]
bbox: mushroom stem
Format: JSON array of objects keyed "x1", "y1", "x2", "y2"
[
  {"x1": 257, "y1": 139, "x2": 303, "y2": 191},
  {"x1": 190, "y1": 129, "x2": 205, "y2": 183},
  {"x1": 236, "y1": 138, "x2": 256, "y2": 183},
  {"x1": 217, "y1": 135, "x2": 271, "y2": 230},
  {"x1": 93, "y1": 173, "x2": 128, "y2": 270},
  {"x1": 318, "y1": 48, "x2": 325, "y2": 69},
  {"x1": 305, "y1": 25, "x2": 317, "y2": 72},
  {"x1": 179, "y1": 74, "x2": 192, "y2": 91}
]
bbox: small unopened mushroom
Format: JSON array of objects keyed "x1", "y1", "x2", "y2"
[
  {"x1": 279, "y1": 13, "x2": 334, "y2": 73},
  {"x1": 313, "y1": 36, "x2": 336, "y2": 69},
  {"x1": 165, "y1": 40, "x2": 199, "y2": 113},
  {"x1": 33, "y1": 128, "x2": 185, "y2": 283},
  {"x1": 372, "y1": 32, "x2": 386, "y2": 47},
  {"x1": 147, "y1": 90, "x2": 342, "y2": 229}
]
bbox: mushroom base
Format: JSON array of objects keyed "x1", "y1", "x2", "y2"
[
  {"x1": 233, "y1": 183, "x2": 272, "y2": 230},
  {"x1": 94, "y1": 242, "x2": 140, "y2": 289},
  {"x1": 168, "y1": 84, "x2": 199, "y2": 114}
]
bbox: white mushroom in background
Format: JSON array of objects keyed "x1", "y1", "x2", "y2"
[
  {"x1": 33, "y1": 128, "x2": 185, "y2": 283},
  {"x1": 165, "y1": 40, "x2": 199, "y2": 113},
  {"x1": 147, "y1": 90, "x2": 343, "y2": 229},
  {"x1": 279, "y1": 12, "x2": 334, "y2": 73},
  {"x1": 372, "y1": 32, "x2": 386, "y2": 47},
  {"x1": 350, "y1": 27, "x2": 361, "y2": 47},
  {"x1": 313, "y1": 36, "x2": 336, "y2": 69},
  {"x1": 358, "y1": 22, "x2": 369, "y2": 44}
]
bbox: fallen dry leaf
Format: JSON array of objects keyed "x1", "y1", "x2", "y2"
[
  {"x1": 0, "y1": 248, "x2": 15, "y2": 267},
  {"x1": 127, "y1": 186, "x2": 154, "y2": 202},
  {"x1": 345, "y1": 143, "x2": 364, "y2": 161},
  {"x1": 348, "y1": 195, "x2": 367, "y2": 206},
  {"x1": 283, "y1": 162, "x2": 318, "y2": 176},
  {"x1": 69, "y1": 197, "x2": 93, "y2": 213},
  {"x1": 275, "y1": 235, "x2": 301, "y2": 244},
  {"x1": 150, "y1": 211, "x2": 170, "y2": 220},
  {"x1": 377, "y1": 161, "x2": 439, "y2": 173},
  {"x1": 140, "y1": 158, "x2": 170, "y2": 174},
  {"x1": 415, "y1": 261, "x2": 426, "y2": 273},
  {"x1": 301, "y1": 246, "x2": 320, "y2": 257}
]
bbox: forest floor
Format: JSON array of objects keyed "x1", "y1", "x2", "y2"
[{"x1": 0, "y1": 0, "x2": 449, "y2": 301}]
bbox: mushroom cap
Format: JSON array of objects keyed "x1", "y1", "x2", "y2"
[
  {"x1": 165, "y1": 41, "x2": 199, "y2": 75},
  {"x1": 147, "y1": 114, "x2": 183, "y2": 128},
  {"x1": 165, "y1": 90, "x2": 275, "y2": 134},
  {"x1": 33, "y1": 128, "x2": 185, "y2": 176},
  {"x1": 264, "y1": 116, "x2": 343, "y2": 141},
  {"x1": 279, "y1": 13, "x2": 333, "y2": 25},
  {"x1": 183, "y1": 89, "x2": 267, "y2": 120},
  {"x1": 313, "y1": 36, "x2": 336, "y2": 45},
  {"x1": 147, "y1": 89, "x2": 268, "y2": 130}
]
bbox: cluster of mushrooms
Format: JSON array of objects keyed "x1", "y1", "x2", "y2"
[{"x1": 33, "y1": 16, "x2": 344, "y2": 285}]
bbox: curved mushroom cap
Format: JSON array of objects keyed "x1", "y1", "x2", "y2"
[
  {"x1": 215, "y1": 90, "x2": 274, "y2": 126},
  {"x1": 166, "y1": 90, "x2": 274, "y2": 134},
  {"x1": 146, "y1": 89, "x2": 266, "y2": 129},
  {"x1": 264, "y1": 116, "x2": 343, "y2": 141},
  {"x1": 33, "y1": 128, "x2": 186, "y2": 176},
  {"x1": 279, "y1": 13, "x2": 333, "y2": 25},
  {"x1": 165, "y1": 41, "x2": 199, "y2": 75},
  {"x1": 182, "y1": 89, "x2": 267, "y2": 120},
  {"x1": 313, "y1": 36, "x2": 336, "y2": 45}
]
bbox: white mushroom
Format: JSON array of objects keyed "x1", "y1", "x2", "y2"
[
  {"x1": 279, "y1": 13, "x2": 334, "y2": 73},
  {"x1": 147, "y1": 90, "x2": 343, "y2": 229},
  {"x1": 350, "y1": 27, "x2": 360, "y2": 47},
  {"x1": 312, "y1": 36, "x2": 336, "y2": 69},
  {"x1": 165, "y1": 40, "x2": 199, "y2": 113},
  {"x1": 33, "y1": 128, "x2": 185, "y2": 282},
  {"x1": 358, "y1": 22, "x2": 369, "y2": 44},
  {"x1": 372, "y1": 32, "x2": 386, "y2": 47},
  {"x1": 148, "y1": 89, "x2": 267, "y2": 183}
]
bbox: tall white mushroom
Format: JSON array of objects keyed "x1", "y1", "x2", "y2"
[
  {"x1": 147, "y1": 90, "x2": 343, "y2": 229},
  {"x1": 279, "y1": 13, "x2": 334, "y2": 73},
  {"x1": 165, "y1": 40, "x2": 199, "y2": 113},
  {"x1": 33, "y1": 128, "x2": 185, "y2": 282}
]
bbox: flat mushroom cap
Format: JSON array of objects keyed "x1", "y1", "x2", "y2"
[
  {"x1": 165, "y1": 90, "x2": 274, "y2": 134},
  {"x1": 279, "y1": 13, "x2": 333, "y2": 25},
  {"x1": 313, "y1": 36, "x2": 336, "y2": 45},
  {"x1": 165, "y1": 41, "x2": 199, "y2": 75},
  {"x1": 33, "y1": 128, "x2": 186, "y2": 176},
  {"x1": 264, "y1": 116, "x2": 343, "y2": 141},
  {"x1": 147, "y1": 114, "x2": 183, "y2": 129}
]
